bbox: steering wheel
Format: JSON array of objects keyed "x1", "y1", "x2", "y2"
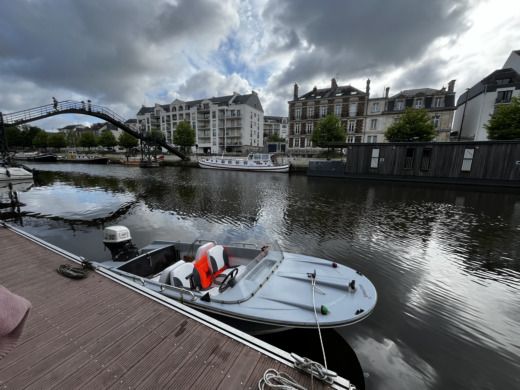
[{"x1": 218, "y1": 268, "x2": 239, "y2": 293}]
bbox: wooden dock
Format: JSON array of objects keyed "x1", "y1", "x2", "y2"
[{"x1": 0, "y1": 225, "x2": 347, "y2": 389}]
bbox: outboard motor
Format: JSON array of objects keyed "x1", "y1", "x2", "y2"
[{"x1": 103, "y1": 225, "x2": 139, "y2": 261}]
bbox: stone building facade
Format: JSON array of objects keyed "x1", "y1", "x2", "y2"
[{"x1": 287, "y1": 79, "x2": 369, "y2": 154}]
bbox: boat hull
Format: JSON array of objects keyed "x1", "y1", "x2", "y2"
[
  {"x1": 59, "y1": 157, "x2": 109, "y2": 164},
  {"x1": 0, "y1": 166, "x2": 33, "y2": 181},
  {"x1": 14, "y1": 153, "x2": 57, "y2": 162},
  {"x1": 198, "y1": 160, "x2": 290, "y2": 173}
]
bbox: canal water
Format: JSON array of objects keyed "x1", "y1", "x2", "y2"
[{"x1": 2, "y1": 163, "x2": 519, "y2": 390}]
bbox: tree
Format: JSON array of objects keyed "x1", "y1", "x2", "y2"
[
  {"x1": 47, "y1": 132, "x2": 67, "y2": 151},
  {"x1": 485, "y1": 97, "x2": 520, "y2": 140},
  {"x1": 5, "y1": 126, "x2": 22, "y2": 150},
  {"x1": 32, "y1": 130, "x2": 48, "y2": 149},
  {"x1": 173, "y1": 121, "x2": 195, "y2": 153},
  {"x1": 119, "y1": 131, "x2": 139, "y2": 150},
  {"x1": 78, "y1": 132, "x2": 97, "y2": 151},
  {"x1": 20, "y1": 125, "x2": 44, "y2": 149},
  {"x1": 385, "y1": 108, "x2": 436, "y2": 142},
  {"x1": 311, "y1": 114, "x2": 345, "y2": 146},
  {"x1": 267, "y1": 133, "x2": 286, "y2": 143},
  {"x1": 98, "y1": 129, "x2": 117, "y2": 149}
]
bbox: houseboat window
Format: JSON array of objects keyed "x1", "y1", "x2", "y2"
[
  {"x1": 404, "y1": 148, "x2": 415, "y2": 169},
  {"x1": 370, "y1": 148, "x2": 379, "y2": 168},
  {"x1": 461, "y1": 148, "x2": 474, "y2": 172},
  {"x1": 420, "y1": 148, "x2": 432, "y2": 171}
]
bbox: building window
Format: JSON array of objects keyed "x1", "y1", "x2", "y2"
[
  {"x1": 307, "y1": 106, "x2": 314, "y2": 117},
  {"x1": 404, "y1": 148, "x2": 415, "y2": 169},
  {"x1": 300, "y1": 138, "x2": 306, "y2": 148},
  {"x1": 319, "y1": 106, "x2": 327, "y2": 117},
  {"x1": 347, "y1": 135, "x2": 355, "y2": 143},
  {"x1": 415, "y1": 98, "x2": 424, "y2": 108},
  {"x1": 433, "y1": 96, "x2": 443, "y2": 107},
  {"x1": 370, "y1": 119, "x2": 377, "y2": 130},
  {"x1": 461, "y1": 148, "x2": 474, "y2": 171},
  {"x1": 347, "y1": 120, "x2": 356, "y2": 133},
  {"x1": 335, "y1": 104, "x2": 342, "y2": 116},
  {"x1": 367, "y1": 135, "x2": 377, "y2": 143},
  {"x1": 306, "y1": 122, "x2": 313, "y2": 133},
  {"x1": 396, "y1": 100, "x2": 404, "y2": 110},
  {"x1": 295, "y1": 123, "x2": 301, "y2": 135},
  {"x1": 295, "y1": 107, "x2": 301, "y2": 119},
  {"x1": 371, "y1": 102, "x2": 380, "y2": 113},
  {"x1": 289, "y1": 138, "x2": 293, "y2": 148},
  {"x1": 496, "y1": 90, "x2": 513, "y2": 104},
  {"x1": 420, "y1": 148, "x2": 432, "y2": 171},
  {"x1": 349, "y1": 102, "x2": 357, "y2": 117},
  {"x1": 432, "y1": 115, "x2": 440, "y2": 128},
  {"x1": 370, "y1": 148, "x2": 379, "y2": 168}
]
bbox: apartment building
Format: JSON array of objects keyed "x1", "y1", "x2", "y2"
[
  {"x1": 136, "y1": 92, "x2": 264, "y2": 154},
  {"x1": 263, "y1": 116, "x2": 288, "y2": 141},
  {"x1": 365, "y1": 81, "x2": 456, "y2": 143},
  {"x1": 288, "y1": 79, "x2": 369, "y2": 153},
  {"x1": 453, "y1": 50, "x2": 520, "y2": 141}
]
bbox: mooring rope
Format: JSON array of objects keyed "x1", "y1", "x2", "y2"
[
  {"x1": 309, "y1": 270, "x2": 328, "y2": 370},
  {"x1": 258, "y1": 368, "x2": 306, "y2": 390}
]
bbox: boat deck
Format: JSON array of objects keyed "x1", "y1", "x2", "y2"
[{"x1": 0, "y1": 225, "x2": 337, "y2": 389}]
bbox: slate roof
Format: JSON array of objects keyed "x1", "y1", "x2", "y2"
[
  {"x1": 456, "y1": 68, "x2": 520, "y2": 105},
  {"x1": 296, "y1": 85, "x2": 365, "y2": 101},
  {"x1": 390, "y1": 88, "x2": 440, "y2": 98}
]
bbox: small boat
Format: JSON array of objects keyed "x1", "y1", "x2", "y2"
[
  {"x1": 0, "y1": 162, "x2": 33, "y2": 181},
  {"x1": 13, "y1": 152, "x2": 57, "y2": 162},
  {"x1": 96, "y1": 226, "x2": 377, "y2": 334},
  {"x1": 59, "y1": 152, "x2": 109, "y2": 165},
  {"x1": 199, "y1": 153, "x2": 290, "y2": 173}
]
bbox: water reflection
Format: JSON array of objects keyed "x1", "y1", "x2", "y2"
[{"x1": 4, "y1": 165, "x2": 520, "y2": 390}]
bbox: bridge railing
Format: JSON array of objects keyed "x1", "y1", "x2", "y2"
[{"x1": 3, "y1": 100, "x2": 135, "y2": 128}]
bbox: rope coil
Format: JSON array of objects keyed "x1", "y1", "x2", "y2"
[{"x1": 56, "y1": 264, "x2": 89, "y2": 279}]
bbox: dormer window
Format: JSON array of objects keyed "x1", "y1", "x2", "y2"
[
  {"x1": 433, "y1": 96, "x2": 443, "y2": 108},
  {"x1": 415, "y1": 98, "x2": 424, "y2": 108},
  {"x1": 396, "y1": 100, "x2": 404, "y2": 110},
  {"x1": 496, "y1": 90, "x2": 513, "y2": 103}
]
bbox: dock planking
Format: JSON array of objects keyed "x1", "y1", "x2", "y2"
[{"x1": 0, "y1": 226, "x2": 334, "y2": 389}]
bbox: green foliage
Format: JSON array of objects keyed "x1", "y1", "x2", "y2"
[
  {"x1": 149, "y1": 129, "x2": 165, "y2": 145},
  {"x1": 98, "y1": 129, "x2": 117, "y2": 148},
  {"x1": 267, "y1": 133, "x2": 286, "y2": 142},
  {"x1": 47, "y1": 132, "x2": 67, "y2": 151},
  {"x1": 311, "y1": 114, "x2": 345, "y2": 146},
  {"x1": 78, "y1": 132, "x2": 97, "y2": 150},
  {"x1": 173, "y1": 121, "x2": 195, "y2": 152},
  {"x1": 385, "y1": 108, "x2": 436, "y2": 142},
  {"x1": 32, "y1": 130, "x2": 48, "y2": 149},
  {"x1": 118, "y1": 131, "x2": 139, "y2": 150},
  {"x1": 5, "y1": 126, "x2": 23, "y2": 149},
  {"x1": 485, "y1": 97, "x2": 520, "y2": 140}
]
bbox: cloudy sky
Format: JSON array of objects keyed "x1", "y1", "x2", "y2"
[{"x1": 0, "y1": 0, "x2": 519, "y2": 130}]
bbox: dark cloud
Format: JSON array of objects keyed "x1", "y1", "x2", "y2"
[
  {"x1": 0, "y1": 0, "x2": 234, "y2": 119},
  {"x1": 265, "y1": 0, "x2": 473, "y2": 87}
]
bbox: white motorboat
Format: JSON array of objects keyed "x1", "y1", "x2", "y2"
[
  {"x1": 96, "y1": 226, "x2": 377, "y2": 334},
  {"x1": 0, "y1": 162, "x2": 33, "y2": 181},
  {"x1": 198, "y1": 153, "x2": 290, "y2": 173}
]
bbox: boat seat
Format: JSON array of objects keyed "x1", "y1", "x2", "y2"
[
  {"x1": 170, "y1": 262, "x2": 201, "y2": 290},
  {"x1": 193, "y1": 242, "x2": 216, "y2": 289},
  {"x1": 157, "y1": 260, "x2": 186, "y2": 284},
  {"x1": 208, "y1": 245, "x2": 229, "y2": 276}
]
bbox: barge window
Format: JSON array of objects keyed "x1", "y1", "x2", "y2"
[
  {"x1": 370, "y1": 148, "x2": 379, "y2": 168},
  {"x1": 404, "y1": 148, "x2": 415, "y2": 169},
  {"x1": 420, "y1": 148, "x2": 432, "y2": 171},
  {"x1": 461, "y1": 148, "x2": 474, "y2": 172}
]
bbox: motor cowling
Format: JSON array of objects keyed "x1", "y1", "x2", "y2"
[{"x1": 103, "y1": 226, "x2": 139, "y2": 261}]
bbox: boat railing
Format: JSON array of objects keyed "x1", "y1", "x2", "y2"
[{"x1": 110, "y1": 268, "x2": 197, "y2": 301}]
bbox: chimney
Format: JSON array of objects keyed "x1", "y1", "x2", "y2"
[
  {"x1": 366, "y1": 79, "x2": 371, "y2": 96},
  {"x1": 293, "y1": 83, "x2": 299, "y2": 100},
  {"x1": 313, "y1": 86, "x2": 317, "y2": 94},
  {"x1": 331, "y1": 78, "x2": 338, "y2": 89},
  {"x1": 385, "y1": 87, "x2": 390, "y2": 98},
  {"x1": 448, "y1": 80, "x2": 456, "y2": 93}
]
